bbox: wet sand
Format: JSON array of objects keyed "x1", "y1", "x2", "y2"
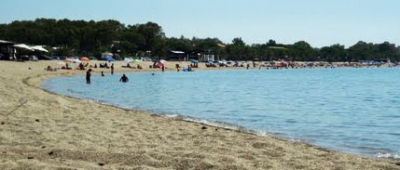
[{"x1": 0, "y1": 60, "x2": 399, "y2": 169}]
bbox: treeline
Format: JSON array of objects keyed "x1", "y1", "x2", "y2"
[{"x1": 0, "y1": 18, "x2": 399, "y2": 62}]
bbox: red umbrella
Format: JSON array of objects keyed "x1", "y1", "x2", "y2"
[{"x1": 81, "y1": 57, "x2": 90, "y2": 62}]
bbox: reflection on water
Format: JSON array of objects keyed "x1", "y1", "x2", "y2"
[{"x1": 42, "y1": 68, "x2": 400, "y2": 158}]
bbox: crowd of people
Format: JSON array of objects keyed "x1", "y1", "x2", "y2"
[
  {"x1": 44, "y1": 61, "x2": 132, "y2": 84},
  {"x1": 85, "y1": 67, "x2": 129, "y2": 84},
  {"x1": 81, "y1": 60, "x2": 197, "y2": 85},
  {"x1": 42, "y1": 59, "x2": 396, "y2": 85}
]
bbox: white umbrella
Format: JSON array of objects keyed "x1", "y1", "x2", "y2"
[
  {"x1": 0, "y1": 40, "x2": 13, "y2": 44},
  {"x1": 30, "y1": 45, "x2": 48, "y2": 52},
  {"x1": 14, "y1": 44, "x2": 34, "y2": 51}
]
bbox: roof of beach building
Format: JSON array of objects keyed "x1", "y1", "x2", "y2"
[
  {"x1": 170, "y1": 50, "x2": 185, "y2": 54},
  {"x1": 0, "y1": 40, "x2": 14, "y2": 45},
  {"x1": 217, "y1": 43, "x2": 226, "y2": 48}
]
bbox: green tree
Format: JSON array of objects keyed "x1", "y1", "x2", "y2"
[
  {"x1": 289, "y1": 41, "x2": 316, "y2": 61},
  {"x1": 320, "y1": 44, "x2": 347, "y2": 62},
  {"x1": 347, "y1": 41, "x2": 375, "y2": 61}
]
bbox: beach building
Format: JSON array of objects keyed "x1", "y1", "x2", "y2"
[
  {"x1": 1, "y1": 40, "x2": 50, "y2": 61},
  {"x1": 167, "y1": 49, "x2": 219, "y2": 62},
  {"x1": 200, "y1": 50, "x2": 217, "y2": 61},
  {"x1": 167, "y1": 50, "x2": 186, "y2": 61},
  {"x1": 190, "y1": 49, "x2": 217, "y2": 62},
  {"x1": 0, "y1": 40, "x2": 15, "y2": 60}
]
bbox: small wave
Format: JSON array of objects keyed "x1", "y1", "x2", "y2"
[
  {"x1": 253, "y1": 130, "x2": 291, "y2": 138},
  {"x1": 380, "y1": 115, "x2": 400, "y2": 118},
  {"x1": 340, "y1": 144, "x2": 398, "y2": 158},
  {"x1": 66, "y1": 88, "x2": 89, "y2": 95},
  {"x1": 375, "y1": 153, "x2": 400, "y2": 159},
  {"x1": 285, "y1": 119, "x2": 297, "y2": 124},
  {"x1": 165, "y1": 114, "x2": 179, "y2": 118},
  {"x1": 386, "y1": 132, "x2": 400, "y2": 136}
]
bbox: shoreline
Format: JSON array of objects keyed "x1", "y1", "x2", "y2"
[
  {"x1": 41, "y1": 77, "x2": 398, "y2": 160},
  {"x1": 1, "y1": 60, "x2": 399, "y2": 169}
]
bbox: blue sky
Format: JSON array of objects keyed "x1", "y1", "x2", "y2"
[{"x1": 1, "y1": 0, "x2": 399, "y2": 48}]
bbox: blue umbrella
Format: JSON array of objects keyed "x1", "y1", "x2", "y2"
[
  {"x1": 0, "y1": 53, "x2": 4, "y2": 57},
  {"x1": 105, "y1": 57, "x2": 116, "y2": 62}
]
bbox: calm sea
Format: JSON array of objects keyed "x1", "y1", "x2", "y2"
[{"x1": 41, "y1": 67, "x2": 400, "y2": 158}]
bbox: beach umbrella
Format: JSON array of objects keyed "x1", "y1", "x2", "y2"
[
  {"x1": 0, "y1": 40, "x2": 13, "y2": 44},
  {"x1": 14, "y1": 44, "x2": 34, "y2": 51},
  {"x1": 80, "y1": 57, "x2": 90, "y2": 62},
  {"x1": 30, "y1": 45, "x2": 48, "y2": 52},
  {"x1": 124, "y1": 57, "x2": 133, "y2": 63},
  {"x1": 105, "y1": 57, "x2": 115, "y2": 62}
]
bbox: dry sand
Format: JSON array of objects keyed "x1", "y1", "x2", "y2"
[{"x1": 0, "y1": 60, "x2": 399, "y2": 170}]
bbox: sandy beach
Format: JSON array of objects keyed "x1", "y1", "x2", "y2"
[{"x1": 0, "y1": 60, "x2": 399, "y2": 169}]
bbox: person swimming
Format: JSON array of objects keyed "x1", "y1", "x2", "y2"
[{"x1": 119, "y1": 74, "x2": 129, "y2": 83}]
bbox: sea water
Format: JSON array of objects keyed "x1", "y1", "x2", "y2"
[{"x1": 41, "y1": 67, "x2": 400, "y2": 158}]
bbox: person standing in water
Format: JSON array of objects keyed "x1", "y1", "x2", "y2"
[
  {"x1": 110, "y1": 63, "x2": 114, "y2": 75},
  {"x1": 120, "y1": 74, "x2": 129, "y2": 83},
  {"x1": 86, "y1": 69, "x2": 92, "y2": 84}
]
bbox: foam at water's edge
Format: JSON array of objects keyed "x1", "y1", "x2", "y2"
[{"x1": 375, "y1": 153, "x2": 400, "y2": 159}]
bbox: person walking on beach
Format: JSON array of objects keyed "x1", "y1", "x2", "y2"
[
  {"x1": 86, "y1": 69, "x2": 92, "y2": 84},
  {"x1": 161, "y1": 64, "x2": 165, "y2": 72},
  {"x1": 110, "y1": 63, "x2": 114, "y2": 75},
  {"x1": 119, "y1": 74, "x2": 129, "y2": 83}
]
